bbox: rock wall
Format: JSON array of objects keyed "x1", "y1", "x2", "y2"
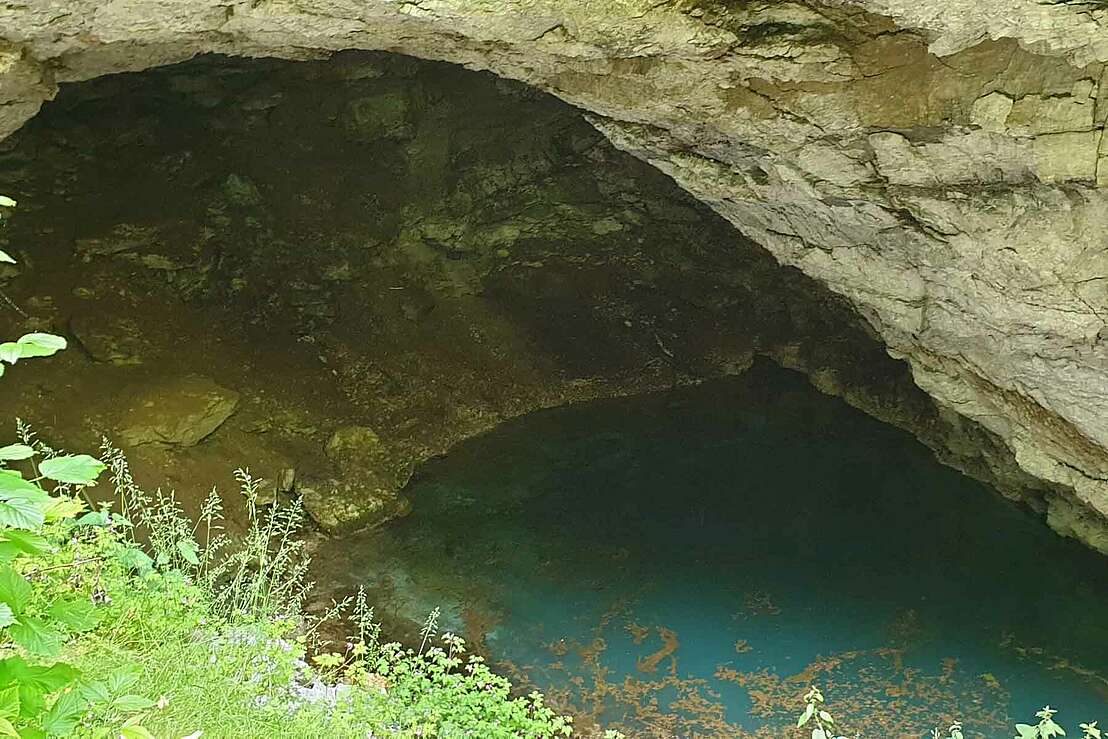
[{"x1": 2, "y1": 0, "x2": 1107, "y2": 548}]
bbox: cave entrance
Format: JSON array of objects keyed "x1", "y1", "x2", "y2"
[
  {"x1": 0, "y1": 50, "x2": 941, "y2": 530},
  {"x1": 0, "y1": 51, "x2": 1096, "y2": 734}
]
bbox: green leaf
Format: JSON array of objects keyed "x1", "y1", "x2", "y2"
[
  {"x1": 9, "y1": 617, "x2": 63, "y2": 657},
  {"x1": 111, "y1": 694, "x2": 154, "y2": 712},
  {"x1": 40, "y1": 690, "x2": 86, "y2": 736},
  {"x1": 0, "y1": 252, "x2": 14, "y2": 266},
  {"x1": 46, "y1": 598, "x2": 99, "y2": 633},
  {"x1": 0, "y1": 498, "x2": 44, "y2": 531},
  {"x1": 38, "y1": 455, "x2": 105, "y2": 486},
  {"x1": 0, "y1": 446, "x2": 33, "y2": 463},
  {"x1": 0, "y1": 657, "x2": 79, "y2": 719},
  {"x1": 0, "y1": 471, "x2": 46, "y2": 501},
  {"x1": 105, "y1": 667, "x2": 139, "y2": 696},
  {"x1": 0, "y1": 346, "x2": 17, "y2": 365},
  {"x1": 0, "y1": 531, "x2": 49, "y2": 561},
  {"x1": 0, "y1": 197, "x2": 15, "y2": 208},
  {"x1": 119, "y1": 727, "x2": 156, "y2": 739},
  {"x1": 0, "y1": 717, "x2": 16, "y2": 738},
  {"x1": 115, "y1": 547, "x2": 153, "y2": 576},
  {"x1": 175, "y1": 540, "x2": 199, "y2": 566},
  {"x1": 0, "y1": 568, "x2": 31, "y2": 616},
  {"x1": 75, "y1": 678, "x2": 109, "y2": 706},
  {"x1": 12, "y1": 334, "x2": 66, "y2": 360},
  {"x1": 0, "y1": 683, "x2": 18, "y2": 721},
  {"x1": 71, "y1": 511, "x2": 109, "y2": 529},
  {"x1": 42, "y1": 497, "x2": 85, "y2": 523}
]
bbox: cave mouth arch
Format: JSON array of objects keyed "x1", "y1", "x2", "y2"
[
  {"x1": 0, "y1": 50, "x2": 1041, "y2": 532},
  {"x1": 1, "y1": 46, "x2": 1106, "y2": 735}
]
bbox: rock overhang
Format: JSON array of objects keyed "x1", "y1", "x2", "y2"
[{"x1": 2, "y1": 0, "x2": 1108, "y2": 549}]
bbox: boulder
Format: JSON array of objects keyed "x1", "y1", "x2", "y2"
[
  {"x1": 299, "y1": 426, "x2": 413, "y2": 532},
  {"x1": 118, "y1": 375, "x2": 239, "y2": 447},
  {"x1": 300, "y1": 479, "x2": 410, "y2": 534}
]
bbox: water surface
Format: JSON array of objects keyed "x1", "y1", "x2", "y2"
[{"x1": 315, "y1": 361, "x2": 1108, "y2": 737}]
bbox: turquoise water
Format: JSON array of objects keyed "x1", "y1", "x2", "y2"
[{"x1": 315, "y1": 361, "x2": 1108, "y2": 737}]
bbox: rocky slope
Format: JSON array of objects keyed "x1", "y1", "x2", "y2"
[{"x1": 1, "y1": 0, "x2": 1107, "y2": 549}]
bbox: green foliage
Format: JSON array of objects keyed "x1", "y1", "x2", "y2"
[
  {"x1": 0, "y1": 419, "x2": 158, "y2": 737},
  {"x1": 70, "y1": 452, "x2": 577, "y2": 737},
  {"x1": 798, "y1": 687, "x2": 1103, "y2": 739},
  {"x1": 795, "y1": 687, "x2": 848, "y2": 739},
  {"x1": 0, "y1": 197, "x2": 67, "y2": 379}
]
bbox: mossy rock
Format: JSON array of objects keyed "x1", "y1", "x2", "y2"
[
  {"x1": 300, "y1": 479, "x2": 411, "y2": 534},
  {"x1": 343, "y1": 90, "x2": 414, "y2": 142}
]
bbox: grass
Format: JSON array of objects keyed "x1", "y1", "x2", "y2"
[{"x1": 17, "y1": 449, "x2": 580, "y2": 738}]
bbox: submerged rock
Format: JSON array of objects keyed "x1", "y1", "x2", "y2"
[
  {"x1": 299, "y1": 426, "x2": 414, "y2": 532},
  {"x1": 118, "y1": 375, "x2": 239, "y2": 447},
  {"x1": 300, "y1": 478, "x2": 410, "y2": 534}
]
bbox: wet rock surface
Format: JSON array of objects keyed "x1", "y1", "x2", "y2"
[{"x1": 118, "y1": 375, "x2": 240, "y2": 447}]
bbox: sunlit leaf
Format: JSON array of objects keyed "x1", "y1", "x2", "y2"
[
  {"x1": 115, "y1": 547, "x2": 153, "y2": 576},
  {"x1": 0, "y1": 717, "x2": 16, "y2": 738},
  {"x1": 0, "y1": 529, "x2": 47, "y2": 561},
  {"x1": 119, "y1": 726, "x2": 157, "y2": 739},
  {"x1": 43, "y1": 497, "x2": 86, "y2": 523},
  {"x1": 71, "y1": 511, "x2": 109, "y2": 529},
  {"x1": 0, "y1": 345, "x2": 17, "y2": 365},
  {"x1": 106, "y1": 667, "x2": 140, "y2": 696},
  {"x1": 0, "y1": 251, "x2": 13, "y2": 266},
  {"x1": 8, "y1": 617, "x2": 63, "y2": 657},
  {"x1": 0, "y1": 446, "x2": 33, "y2": 462},
  {"x1": 47, "y1": 598, "x2": 99, "y2": 633},
  {"x1": 13, "y1": 333, "x2": 66, "y2": 359},
  {"x1": 0, "y1": 605, "x2": 13, "y2": 629},
  {"x1": 0, "y1": 498, "x2": 45, "y2": 530},
  {"x1": 0, "y1": 471, "x2": 47, "y2": 502},
  {"x1": 112, "y1": 694, "x2": 155, "y2": 712},
  {"x1": 0, "y1": 656, "x2": 79, "y2": 718},
  {"x1": 0, "y1": 568, "x2": 30, "y2": 616},
  {"x1": 176, "y1": 540, "x2": 200, "y2": 566},
  {"x1": 0, "y1": 684, "x2": 17, "y2": 721},
  {"x1": 38, "y1": 455, "x2": 105, "y2": 486},
  {"x1": 0, "y1": 197, "x2": 15, "y2": 208},
  {"x1": 40, "y1": 689, "x2": 86, "y2": 736}
]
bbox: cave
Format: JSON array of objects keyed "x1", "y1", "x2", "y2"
[{"x1": 0, "y1": 46, "x2": 1106, "y2": 737}]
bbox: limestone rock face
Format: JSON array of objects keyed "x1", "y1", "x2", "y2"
[
  {"x1": 118, "y1": 375, "x2": 239, "y2": 447},
  {"x1": 3, "y1": 0, "x2": 1108, "y2": 547}
]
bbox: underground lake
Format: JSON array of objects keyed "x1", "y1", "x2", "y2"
[{"x1": 314, "y1": 360, "x2": 1108, "y2": 738}]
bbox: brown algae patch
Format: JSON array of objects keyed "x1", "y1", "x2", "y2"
[{"x1": 636, "y1": 627, "x2": 680, "y2": 674}]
